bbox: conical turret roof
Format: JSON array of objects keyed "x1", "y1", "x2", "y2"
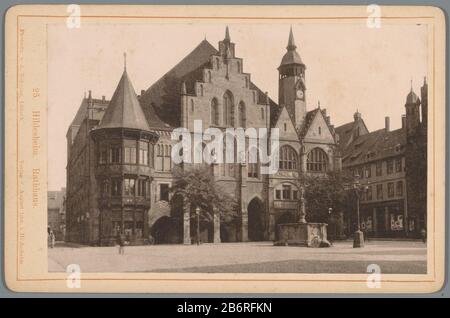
[
  {"x1": 280, "y1": 27, "x2": 303, "y2": 67},
  {"x1": 98, "y1": 69, "x2": 150, "y2": 131}
]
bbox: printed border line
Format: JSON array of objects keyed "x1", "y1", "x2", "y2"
[{"x1": 15, "y1": 14, "x2": 437, "y2": 284}]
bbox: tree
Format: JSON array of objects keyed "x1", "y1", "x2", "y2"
[
  {"x1": 170, "y1": 165, "x2": 239, "y2": 241},
  {"x1": 298, "y1": 170, "x2": 354, "y2": 224}
]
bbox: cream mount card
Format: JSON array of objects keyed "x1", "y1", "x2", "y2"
[{"x1": 4, "y1": 4, "x2": 446, "y2": 293}]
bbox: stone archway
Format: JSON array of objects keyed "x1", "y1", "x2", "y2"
[
  {"x1": 247, "y1": 197, "x2": 265, "y2": 241},
  {"x1": 150, "y1": 216, "x2": 180, "y2": 244}
]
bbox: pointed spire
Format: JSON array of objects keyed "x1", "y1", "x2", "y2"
[
  {"x1": 406, "y1": 79, "x2": 419, "y2": 104},
  {"x1": 98, "y1": 67, "x2": 150, "y2": 131},
  {"x1": 287, "y1": 26, "x2": 297, "y2": 51},
  {"x1": 123, "y1": 52, "x2": 127, "y2": 71},
  {"x1": 224, "y1": 25, "x2": 230, "y2": 42},
  {"x1": 279, "y1": 26, "x2": 303, "y2": 67},
  {"x1": 423, "y1": 76, "x2": 427, "y2": 86}
]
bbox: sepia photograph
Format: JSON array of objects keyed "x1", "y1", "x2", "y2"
[{"x1": 47, "y1": 21, "x2": 428, "y2": 274}]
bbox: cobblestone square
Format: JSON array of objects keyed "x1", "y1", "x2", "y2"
[{"x1": 48, "y1": 240, "x2": 426, "y2": 274}]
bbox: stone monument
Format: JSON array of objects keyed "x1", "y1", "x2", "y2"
[{"x1": 275, "y1": 187, "x2": 331, "y2": 247}]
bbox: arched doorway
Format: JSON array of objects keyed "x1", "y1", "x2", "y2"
[
  {"x1": 248, "y1": 197, "x2": 265, "y2": 241},
  {"x1": 151, "y1": 216, "x2": 180, "y2": 244}
]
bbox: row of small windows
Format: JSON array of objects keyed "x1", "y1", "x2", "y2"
[
  {"x1": 361, "y1": 181, "x2": 404, "y2": 201},
  {"x1": 353, "y1": 157, "x2": 403, "y2": 179},
  {"x1": 98, "y1": 142, "x2": 173, "y2": 172},
  {"x1": 99, "y1": 141, "x2": 150, "y2": 166},
  {"x1": 209, "y1": 92, "x2": 262, "y2": 127},
  {"x1": 102, "y1": 178, "x2": 150, "y2": 198},
  {"x1": 275, "y1": 184, "x2": 299, "y2": 201}
]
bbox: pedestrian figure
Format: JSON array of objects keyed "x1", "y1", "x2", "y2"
[
  {"x1": 420, "y1": 228, "x2": 427, "y2": 243},
  {"x1": 117, "y1": 231, "x2": 125, "y2": 255},
  {"x1": 49, "y1": 230, "x2": 55, "y2": 248}
]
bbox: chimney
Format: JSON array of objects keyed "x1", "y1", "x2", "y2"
[
  {"x1": 385, "y1": 116, "x2": 390, "y2": 132},
  {"x1": 88, "y1": 90, "x2": 92, "y2": 100},
  {"x1": 401, "y1": 115, "x2": 406, "y2": 130}
]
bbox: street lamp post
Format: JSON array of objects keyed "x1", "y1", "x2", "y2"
[
  {"x1": 352, "y1": 173, "x2": 369, "y2": 248},
  {"x1": 195, "y1": 207, "x2": 200, "y2": 245},
  {"x1": 328, "y1": 207, "x2": 333, "y2": 243}
]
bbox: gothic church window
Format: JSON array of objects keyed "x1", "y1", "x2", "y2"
[
  {"x1": 223, "y1": 91, "x2": 234, "y2": 126},
  {"x1": 211, "y1": 98, "x2": 219, "y2": 125},
  {"x1": 306, "y1": 147, "x2": 328, "y2": 172},
  {"x1": 279, "y1": 146, "x2": 298, "y2": 170},
  {"x1": 238, "y1": 101, "x2": 246, "y2": 128}
]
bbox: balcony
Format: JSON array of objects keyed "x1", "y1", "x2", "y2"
[
  {"x1": 274, "y1": 200, "x2": 298, "y2": 210},
  {"x1": 98, "y1": 195, "x2": 150, "y2": 208}
]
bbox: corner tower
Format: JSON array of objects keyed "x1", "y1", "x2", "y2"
[
  {"x1": 91, "y1": 54, "x2": 159, "y2": 246},
  {"x1": 278, "y1": 27, "x2": 306, "y2": 128},
  {"x1": 405, "y1": 84, "x2": 421, "y2": 137}
]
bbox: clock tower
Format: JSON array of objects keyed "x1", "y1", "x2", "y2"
[{"x1": 278, "y1": 27, "x2": 306, "y2": 128}]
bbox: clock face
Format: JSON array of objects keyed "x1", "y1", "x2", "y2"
[{"x1": 296, "y1": 90, "x2": 304, "y2": 99}]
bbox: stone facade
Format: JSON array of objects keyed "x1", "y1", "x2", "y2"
[
  {"x1": 335, "y1": 80, "x2": 428, "y2": 238},
  {"x1": 66, "y1": 27, "x2": 341, "y2": 245}
]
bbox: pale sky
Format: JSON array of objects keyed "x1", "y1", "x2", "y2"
[{"x1": 48, "y1": 22, "x2": 428, "y2": 190}]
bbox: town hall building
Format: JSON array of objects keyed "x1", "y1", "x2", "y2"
[{"x1": 65, "y1": 27, "x2": 342, "y2": 245}]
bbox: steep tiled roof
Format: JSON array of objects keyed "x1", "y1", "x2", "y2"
[
  {"x1": 335, "y1": 121, "x2": 357, "y2": 150},
  {"x1": 140, "y1": 40, "x2": 218, "y2": 127},
  {"x1": 68, "y1": 97, "x2": 109, "y2": 130},
  {"x1": 342, "y1": 128, "x2": 406, "y2": 167},
  {"x1": 298, "y1": 108, "x2": 320, "y2": 138},
  {"x1": 335, "y1": 117, "x2": 369, "y2": 151},
  {"x1": 279, "y1": 27, "x2": 304, "y2": 67},
  {"x1": 140, "y1": 39, "x2": 279, "y2": 128},
  {"x1": 98, "y1": 70, "x2": 150, "y2": 131}
]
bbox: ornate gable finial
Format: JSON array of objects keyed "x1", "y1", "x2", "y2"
[{"x1": 224, "y1": 25, "x2": 231, "y2": 42}]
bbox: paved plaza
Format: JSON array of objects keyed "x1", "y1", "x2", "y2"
[{"x1": 48, "y1": 240, "x2": 427, "y2": 274}]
